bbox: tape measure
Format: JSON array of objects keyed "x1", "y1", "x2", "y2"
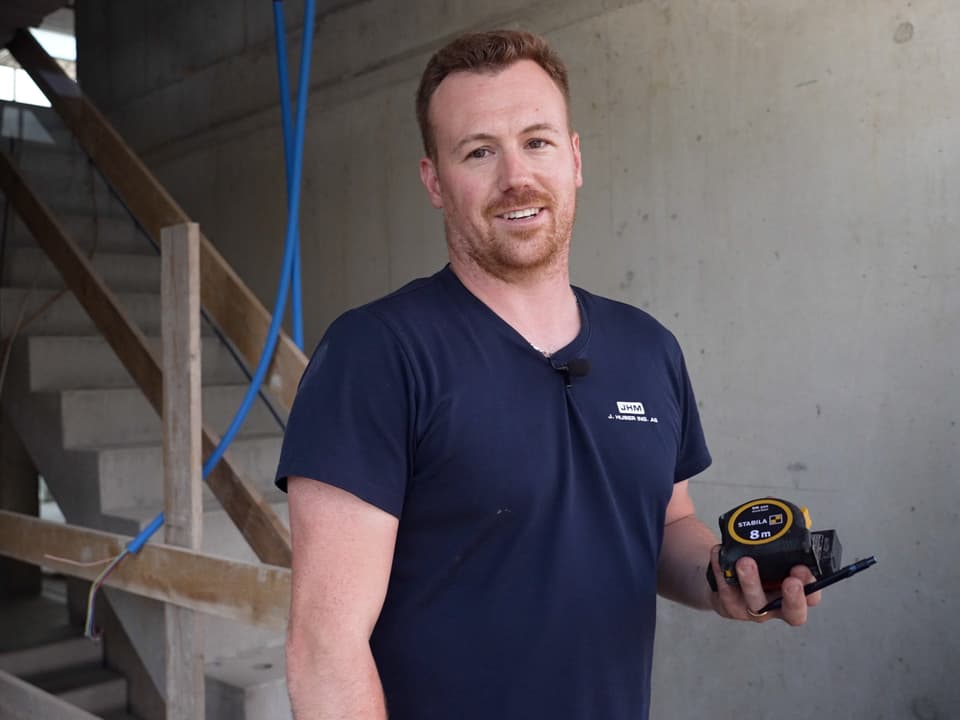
[{"x1": 706, "y1": 497, "x2": 843, "y2": 592}]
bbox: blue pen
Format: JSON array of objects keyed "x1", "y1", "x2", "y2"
[{"x1": 757, "y1": 555, "x2": 877, "y2": 614}]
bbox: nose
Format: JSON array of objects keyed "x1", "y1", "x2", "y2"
[{"x1": 497, "y1": 148, "x2": 534, "y2": 193}]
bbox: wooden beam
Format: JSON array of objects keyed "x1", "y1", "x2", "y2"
[
  {"x1": 7, "y1": 28, "x2": 308, "y2": 413},
  {"x1": 161, "y1": 222, "x2": 205, "y2": 720},
  {"x1": 0, "y1": 511, "x2": 290, "y2": 632},
  {"x1": 0, "y1": 669, "x2": 100, "y2": 720},
  {"x1": 0, "y1": 147, "x2": 291, "y2": 567}
]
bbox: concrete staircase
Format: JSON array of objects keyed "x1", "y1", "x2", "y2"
[
  {"x1": 0, "y1": 103, "x2": 292, "y2": 718},
  {"x1": 0, "y1": 577, "x2": 136, "y2": 719},
  {"x1": 3, "y1": 640, "x2": 131, "y2": 718}
]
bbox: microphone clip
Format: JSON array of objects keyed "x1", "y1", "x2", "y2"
[{"x1": 552, "y1": 358, "x2": 590, "y2": 387}]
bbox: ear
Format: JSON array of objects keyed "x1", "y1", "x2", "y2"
[
  {"x1": 419, "y1": 157, "x2": 444, "y2": 209},
  {"x1": 571, "y1": 132, "x2": 583, "y2": 188}
]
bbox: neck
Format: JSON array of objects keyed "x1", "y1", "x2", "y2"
[{"x1": 449, "y1": 256, "x2": 580, "y2": 356}]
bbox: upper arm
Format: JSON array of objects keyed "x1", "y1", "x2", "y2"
[
  {"x1": 663, "y1": 479, "x2": 696, "y2": 527},
  {"x1": 287, "y1": 476, "x2": 400, "y2": 647}
]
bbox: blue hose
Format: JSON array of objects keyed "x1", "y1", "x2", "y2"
[
  {"x1": 124, "y1": 0, "x2": 315, "y2": 555},
  {"x1": 273, "y1": 0, "x2": 306, "y2": 350}
]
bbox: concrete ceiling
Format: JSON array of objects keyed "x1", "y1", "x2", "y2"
[{"x1": 0, "y1": 0, "x2": 70, "y2": 48}]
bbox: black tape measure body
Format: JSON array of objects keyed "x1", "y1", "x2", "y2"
[{"x1": 707, "y1": 498, "x2": 842, "y2": 592}]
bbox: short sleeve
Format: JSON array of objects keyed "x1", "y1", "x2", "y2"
[
  {"x1": 673, "y1": 352, "x2": 712, "y2": 483},
  {"x1": 275, "y1": 308, "x2": 414, "y2": 517}
]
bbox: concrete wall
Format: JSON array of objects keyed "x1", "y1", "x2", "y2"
[{"x1": 77, "y1": 1, "x2": 959, "y2": 717}]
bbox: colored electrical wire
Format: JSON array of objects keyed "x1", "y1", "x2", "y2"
[
  {"x1": 43, "y1": 554, "x2": 115, "y2": 568},
  {"x1": 82, "y1": 514, "x2": 164, "y2": 636},
  {"x1": 83, "y1": 550, "x2": 128, "y2": 639}
]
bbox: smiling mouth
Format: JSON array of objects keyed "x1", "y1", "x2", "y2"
[{"x1": 497, "y1": 207, "x2": 543, "y2": 220}]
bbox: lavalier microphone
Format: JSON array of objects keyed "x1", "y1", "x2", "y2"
[{"x1": 553, "y1": 358, "x2": 590, "y2": 387}]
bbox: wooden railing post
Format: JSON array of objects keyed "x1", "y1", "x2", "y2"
[{"x1": 161, "y1": 222, "x2": 204, "y2": 719}]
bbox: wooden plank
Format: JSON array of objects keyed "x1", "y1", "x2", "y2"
[
  {"x1": 0, "y1": 511, "x2": 291, "y2": 631},
  {"x1": 0, "y1": 668, "x2": 100, "y2": 720},
  {"x1": 7, "y1": 28, "x2": 308, "y2": 413},
  {"x1": 0, "y1": 148, "x2": 291, "y2": 567},
  {"x1": 161, "y1": 222, "x2": 204, "y2": 720}
]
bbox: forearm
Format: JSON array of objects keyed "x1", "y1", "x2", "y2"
[
  {"x1": 285, "y1": 478, "x2": 399, "y2": 718},
  {"x1": 287, "y1": 635, "x2": 387, "y2": 720},
  {"x1": 657, "y1": 514, "x2": 718, "y2": 610}
]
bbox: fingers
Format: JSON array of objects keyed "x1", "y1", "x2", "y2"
[
  {"x1": 709, "y1": 545, "x2": 740, "y2": 619},
  {"x1": 710, "y1": 551, "x2": 819, "y2": 626},
  {"x1": 790, "y1": 564, "x2": 823, "y2": 608},
  {"x1": 777, "y1": 575, "x2": 809, "y2": 625},
  {"x1": 710, "y1": 547, "x2": 771, "y2": 622},
  {"x1": 763, "y1": 565, "x2": 820, "y2": 626},
  {"x1": 734, "y1": 556, "x2": 774, "y2": 622}
]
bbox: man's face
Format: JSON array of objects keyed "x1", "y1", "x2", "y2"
[{"x1": 419, "y1": 59, "x2": 583, "y2": 282}]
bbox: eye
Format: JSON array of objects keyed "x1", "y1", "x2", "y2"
[
  {"x1": 466, "y1": 147, "x2": 492, "y2": 160},
  {"x1": 527, "y1": 138, "x2": 550, "y2": 150}
]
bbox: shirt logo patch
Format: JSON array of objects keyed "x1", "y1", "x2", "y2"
[{"x1": 609, "y1": 402, "x2": 658, "y2": 424}]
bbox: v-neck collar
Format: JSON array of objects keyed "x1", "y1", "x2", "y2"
[{"x1": 436, "y1": 264, "x2": 591, "y2": 365}]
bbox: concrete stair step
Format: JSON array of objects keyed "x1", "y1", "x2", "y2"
[
  {"x1": 0, "y1": 577, "x2": 77, "y2": 656},
  {"x1": 5, "y1": 212, "x2": 155, "y2": 256},
  {"x1": 206, "y1": 644, "x2": 291, "y2": 719},
  {"x1": 0, "y1": 103, "x2": 72, "y2": 145},
  {"x1": 95, "y1": 434, "x2": 282, "y2": 512},
  {"x1": 13, "y1": 143, "x2": 94, "y2": 185},
  {"x1": 23, "y1": 662, "x2": 127, "y2": 716},
  {"x1": 10, "y1": 146, "x2": 129, "y2": 217},
  {"x1": 4, "y1": 247, "x2": 161, "y2": 293},
  {"x1": 58, "y1": 383, "x2": 281, "y2": 448},
  {"x1": 100, "y1": 711, "x2": 141, "y2": 720},
  {"x1": 0, "y1": 288, "x2": 210, "y2": 337},
  {"x1": 101, "y1": 493, "x2": 288, "y2": 564},
  {"x1": 0, "y1": 576, "x2": 128, "y2": 719},
  {"x1": 0, "y1": 347, "x2": 123, "y2": 525},
  {"x1": 37, "y1": 180, "x2": 129, "y2": 219},
  {"x1": 103, "y1": 590, "x2": 288, "y2": 718},
  {"x1": 0, "y1": 637, "x2": 102, "y2": 678},
  {"x1": 21, "y1": 334, "x2": 249, "y2": 391}
]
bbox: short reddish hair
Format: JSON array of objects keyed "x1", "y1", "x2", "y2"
[{"x1": 415, "y1": 30, "x2": 570, "y2": 160}]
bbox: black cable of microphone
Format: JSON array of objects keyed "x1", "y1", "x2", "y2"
[{"x1": 553, "y1": 358, "x2": 590, "y2": 387}]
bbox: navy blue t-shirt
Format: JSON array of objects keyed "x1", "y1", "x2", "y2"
[{"x1": 276, "y1": 265, "x2": 711, "y2": 720}]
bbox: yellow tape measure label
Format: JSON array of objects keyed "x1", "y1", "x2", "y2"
[{"x1": 727, "y1": 499, "x2": 795, "y2": 545}]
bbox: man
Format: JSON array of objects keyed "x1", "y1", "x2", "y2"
[{"x1": 277, "y1": 30, "x2": 820, "y2": 720}]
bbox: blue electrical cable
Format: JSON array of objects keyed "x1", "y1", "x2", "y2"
[
  {"x1": 116, "y1": 0, "x2": 315, "y2": 562},
  {"x1": 287, "y1": 0, "x2": 313, "y2": 351},
  {"x1": 191, "y1": 0, "x2": 314, "y2": 481},
  {"x1": 273, "y1": 0, "x2": 305, "y2": 350}
]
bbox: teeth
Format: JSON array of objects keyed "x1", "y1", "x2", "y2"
[{"x1": 502, "y1": 207, "x2": 540, "y2": 220}]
